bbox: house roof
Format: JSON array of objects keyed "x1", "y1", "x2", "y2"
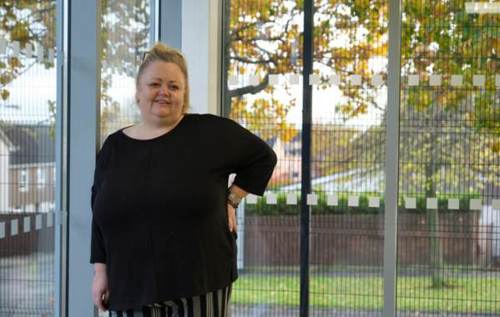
[
  {"x1": 279, "y1": 168, "x2": 384, "y2": 192},
  {"x1": 0, "y1": 124, "x2": 55, "y2": 165},
  {"x1": 0, "y1": 128, "x2": 15, "y2": 149}
]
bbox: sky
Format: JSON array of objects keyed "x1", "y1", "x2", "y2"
[
  {"x1": 1, "y1": 54, "x2": 387, "y2": 130},
  {"x1": 0, "y1": 59, "x2": 138, "y2": 126},
  {"x1": 0, "y1": 61, "x2": 56, "y2": 124}
]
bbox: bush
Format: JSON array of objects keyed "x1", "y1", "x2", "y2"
[{"x1": 244, "y1": 192, "x2": 480, "y2": 216}]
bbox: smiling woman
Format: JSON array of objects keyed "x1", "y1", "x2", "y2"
[
  {"x1": 124, "y1": 45, "x2": 189, "y2": 139},
  {"x1": 134, "y1": 70, "x2": 184, "y2": 133},
  {"x1": 90, "y1": 43, "x2": 277, "y2": 316}
]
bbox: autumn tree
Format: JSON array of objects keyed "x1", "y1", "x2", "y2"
[
  {"x1": 223, "y1": 0, "x2": 388, "y2": 143},
  {"x1": 224, "y1": 0, "x2": 497, "y2": 180},
  {"x1": 398, "y1": 0, "x2": 498, "y2": 287},
  {"x1": 0, "y1": 1, "x2": 55, "y2": 102},
  {"x1": 99, "y1": 0, "x2": 149, "y2": 138},
  {"x1": 2, "y1": 1, "x2": 498, "y2": 288},
  {"x1": 0, "y1": 0, "x2": 149, "y2": 139},
  {"x1": 224, "y1": 0, "x2": 498, "y2": 288}
]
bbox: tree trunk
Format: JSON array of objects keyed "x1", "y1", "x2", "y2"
[{"x1": 426, "y1": 125, "x2": 447, "y2": 288}]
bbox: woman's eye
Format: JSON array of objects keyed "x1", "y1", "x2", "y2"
[
  {"x1": 149, "y1": 83, "x2": 160, "y2": 87},
  {"x1": 169, "y1": 86, "x2": 179, "y2": 90}
]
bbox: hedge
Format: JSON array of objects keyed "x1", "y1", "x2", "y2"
[{"x1": 243, "y1": 192, "x2": 481, "y2": 216}]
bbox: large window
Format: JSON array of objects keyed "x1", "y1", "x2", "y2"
[
  {"x1": 397, "y1": 1, "x2": 499, "y2": 314},
  {"x1": 0, "y1": 1, "x2": 57, "y2": 315},
  {"x1": 222, "y1": 0, "x2": 303, "y2": 314},
  {"x1": 223, "y1": 0, "x2": 499, "y2": 316}
]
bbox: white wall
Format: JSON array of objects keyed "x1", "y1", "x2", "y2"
[
  {"x1": 182, "y1": 0, "x2": 221, "y2": 115},
  {"x1": 0, "y1": 141, "x2": 9, "y2": 213}
]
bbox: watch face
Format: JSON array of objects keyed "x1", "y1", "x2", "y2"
[{"x1": 228, "y1": 200, "x2": 239, "y2": 209}]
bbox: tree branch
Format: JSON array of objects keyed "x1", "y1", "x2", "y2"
[
  {"x1": 231, "y1": 55, "x2": 273, "y2": 65},
  {"x1": 228, "y1": 74, "x2": 270, "y2": 97}
]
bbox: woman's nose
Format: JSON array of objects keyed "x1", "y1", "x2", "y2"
[{"x1": 158, "y1": 85, "x2": 170, "y2": 96}]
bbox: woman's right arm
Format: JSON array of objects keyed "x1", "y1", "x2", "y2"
[
  {"x1": 90, "y1": 136, "x2": 111, "y2": 263},
  {"x1": 90, "y1": 136, "x2": 112, "y2": 311},
  {"x1": 92, "y1": 263, "x2": 109, "y2": 311}
]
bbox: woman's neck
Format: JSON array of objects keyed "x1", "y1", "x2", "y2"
[{"x1": 135, "y1": 115, "x2": 185, "y2": 138}]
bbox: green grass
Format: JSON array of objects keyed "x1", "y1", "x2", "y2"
[{"x1": 232, "y1": 273, "x2": 500, "y2": 313}]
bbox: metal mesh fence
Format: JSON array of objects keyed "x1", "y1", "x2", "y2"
[
  {"x1": 397, "y1": 0, "x2": 500, "y2": 315},
  {"x1": 99, "y1": 0, "x2": 151, "y2": 143},
  {"x1": 0, "y1": 0, "x2": 57, "y2": 315},
  {"x1": 224, "y1": 0, "x2": 499, "y2": 316}
]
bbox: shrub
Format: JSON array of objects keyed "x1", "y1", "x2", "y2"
[{"x1": 243, "y1": 192, "x2": 480, "y2": 216}]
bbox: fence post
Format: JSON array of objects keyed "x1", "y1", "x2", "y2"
[
  {"x1": 383, "y1": 0, "x2": 402, "y2": 316},
  {"x1": 300, "y1": 0, "x2": 314, "y2": 316}
]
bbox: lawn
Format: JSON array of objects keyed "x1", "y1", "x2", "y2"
[{"x1": 232, "y1": 273, "x2": 500, "y2": 313}]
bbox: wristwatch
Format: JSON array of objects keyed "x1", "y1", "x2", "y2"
[{"x1": 227, "y1": 191, "x2": 242, "y2": 209}]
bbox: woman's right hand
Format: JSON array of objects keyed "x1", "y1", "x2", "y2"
[{"x1": 92, "y1": 263, "x2": 109, "y2": 312}]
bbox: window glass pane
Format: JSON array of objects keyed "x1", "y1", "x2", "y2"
[
  {"x1": 0, "y1": 1, "x2": 57, "y2": 315},
  {"x1": 223, "y1": 0, "x2": 303, "y2": 315},
  {"x1": 398, "y1": 1, "x2": 499, "y2": 315},
  {"x1": 224, "y1": 1, "x2": 499, "y2": 316},
  {"x1": 223, "y1": 0, "x2": 390, "y2": 315},
  {"x1": 98, "y1": 1, "x2": 150, "y2": 315},
  {"x1": 100, "y1": 0, "x2": 151, "y2": 142},
  {"x1": 311, "y1": 1, "x2": 388, "y2": 315}
]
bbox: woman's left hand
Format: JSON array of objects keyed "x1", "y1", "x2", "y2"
[{"x1": 227, "y1": 204, "x2": 237, "y2": 233}]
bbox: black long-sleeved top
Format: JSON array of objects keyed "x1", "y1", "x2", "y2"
[{"x1": 90, "y1": 113, "x2": 277, "y2": 310}]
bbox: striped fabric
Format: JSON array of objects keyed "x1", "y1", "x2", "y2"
[{"x1": 109, "y1": 285, "x2": 231, "y2": 317}]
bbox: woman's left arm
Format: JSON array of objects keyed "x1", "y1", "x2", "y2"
[
  {"x1": 222, "y1": 119, "x2": 278, "y2": 196},
  {"x1": 219, "y1": 118, "x2": 278, "y2": 232},
  {"x1": 227, "y1": 184, "x2": 248, "y2": 233}
]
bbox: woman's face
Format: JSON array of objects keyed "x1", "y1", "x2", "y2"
[{"x1": 135, "y1": 61, "x2": 186, "y2": 125}]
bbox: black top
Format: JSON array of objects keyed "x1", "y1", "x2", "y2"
[{"x1": 90, "y1": 113, "x2": 277, "y2": 310}]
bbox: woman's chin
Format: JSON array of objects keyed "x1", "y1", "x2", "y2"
[
  {"x1": 151, "y1": 111, "x2": 181, "y2": 122},
  {"x1": 151, "y1": 107, "x2": 172, "y2": 116}
]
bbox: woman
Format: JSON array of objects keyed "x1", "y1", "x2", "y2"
[{"x1": 90, "y1": 43, "x2": 277, "y2": 317}]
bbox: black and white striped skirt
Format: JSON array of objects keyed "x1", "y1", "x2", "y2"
[{"x1": 108, "y1": 285, "x2": 232, "y2": 317}]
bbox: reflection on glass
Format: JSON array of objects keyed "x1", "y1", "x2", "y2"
[{"x1": 100, "y1": 0, "x2": 151, "y2": 142}]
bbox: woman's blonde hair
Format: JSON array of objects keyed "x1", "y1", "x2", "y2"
[{"x1": 136, "y1": 42, "x2": 190, "y2": 112}]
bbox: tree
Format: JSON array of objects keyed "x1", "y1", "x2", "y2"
[
  {"x1": 398, "y1": 1, "x2": 498, "y2": 287},
  {"x1": 223, "y1": 0, "x2": 388, "y2": 143},
  {"x1": 0, "y1": 1, "x2": 56, "y2": 102},
  {"x1": 99, "y1": 0, "x2": 149, "y2": 138},
  {"x1": 224, "y1": 0, "x2": 498, "y2": 288},
  {"x1": 2, "y1": 0, "x2": 498, "y2": 288},
  {"x1": 0, "y1": 0, "x2": 149, "y2": 139}
]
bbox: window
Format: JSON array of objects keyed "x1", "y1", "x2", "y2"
[
  {"x1": 37, "y1": 168, "x2": 46, "y2": 189},
  {"x1": 19, "y1": 169, "x2": 28, "y2": 192},
  {"x1": 222, "y1": 0, "x2": 499, "y2": 316},
  {"x1": 1, "y1": 1, "x2": 58, "y2": 315}
]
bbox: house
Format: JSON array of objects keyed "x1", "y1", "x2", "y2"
[
  {"x1": 268, "y1": 125, "x2": 363, "y2": 188},
  {"x1": 0, "y1": 128, "x2": 15, "y2": 213},
  {"x1": 268, "y1": 134, "x2": 302, "y2": 187},
  {"x1": 0, "y1": 124, "x2": 55, "y2": 213}
]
